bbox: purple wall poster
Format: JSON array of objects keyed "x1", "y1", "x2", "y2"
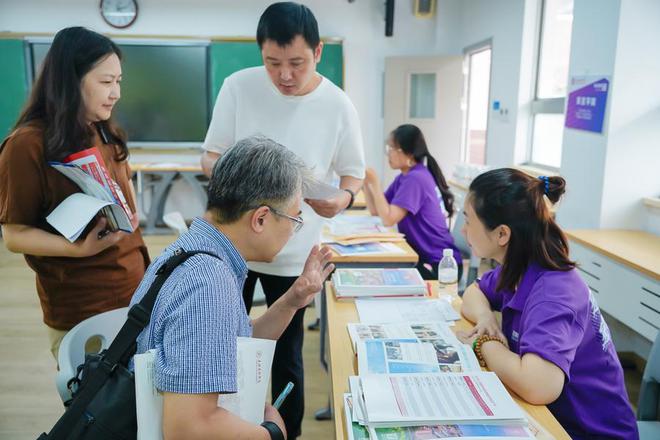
[{"x1": 565, "y1": 75, "x2": 611, "y2": 133}]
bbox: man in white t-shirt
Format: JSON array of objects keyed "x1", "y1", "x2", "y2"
[{"x1": 200, "y1": 3, "x2": 365, "y2": 437}]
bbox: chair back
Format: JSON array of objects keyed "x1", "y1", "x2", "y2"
[
  {"x1": 638, "y1": 330, "x2": 660, "y2": 421},
  {"x1": 55, "y1": 307, "x2": 128, "y2": 402},
  {"x1": 162, "y1": 211, "x2": 188, "y2": 235}
]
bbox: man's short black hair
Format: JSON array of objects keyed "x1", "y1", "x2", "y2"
[{"x1": 257, "y1": 2, "x2": 320, "y2": 49}]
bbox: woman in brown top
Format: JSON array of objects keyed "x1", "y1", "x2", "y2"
[{"x1": 0, "y1": 27, "x2": 149, "y2": 359}]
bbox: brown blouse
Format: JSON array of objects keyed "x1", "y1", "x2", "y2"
[{"x1": 0, "y1": 124, "x2": 150, "y2": 330}]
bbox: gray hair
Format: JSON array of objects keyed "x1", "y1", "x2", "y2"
[{"x1": 207, "y1": 135, "x2": 308, "y2": 223}]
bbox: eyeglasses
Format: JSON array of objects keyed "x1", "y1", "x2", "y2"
[
  {"x1": 385, "y1": 144, "x2": 402, "y2": 155},
  {"x1": 266, "y1": 205, "x2": 304, "y2": 233}
]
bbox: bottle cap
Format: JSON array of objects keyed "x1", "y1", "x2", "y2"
[{"x1": 443, "y1": 248, "x2": 453, "y2": 257}]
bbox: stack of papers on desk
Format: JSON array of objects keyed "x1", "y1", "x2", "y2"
[
  {"x1": 332, "y1": 268, "x2": 427, "y2": 300},
  {"x1": 348, "y1": 322, "x2": 480, "y2": 374},
  {"x1": 349, "y1": 372, "x2": 527, "y2": 429}
]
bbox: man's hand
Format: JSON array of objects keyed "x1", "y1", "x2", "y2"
[
  {"x1": 263, "y1": 404, "x2": 287, "y2": 439},
  {"x1": 285, "y1": 245, "x2": 335, "y2": 309},
  {"x1": 304, "y1": 191, "x2": 352, "y2": 218}
]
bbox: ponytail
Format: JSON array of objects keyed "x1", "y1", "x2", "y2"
[
  {"x1": 425, "y1": 154, "x2": 455, "y2": 218},
  {"x1": 390, "y1": 124, "x2": 455, "y2": 217},
  {"x1": 469, "y1": 168, "x2": 574, "y2": 292}
]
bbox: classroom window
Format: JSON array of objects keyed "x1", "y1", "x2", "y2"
[
  {"x1": 409, "y1": 73, "x2": 436, "y2": 118},
  {"x1": 529, "y1": 0, "x2": 574, "y2": 169},
  {"x1": 462, "y1": 44, "x2": 491, "y2": 165}
]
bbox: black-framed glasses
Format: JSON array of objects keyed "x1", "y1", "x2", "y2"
[{"x1": 266, "y1": 205, "x2": 304, "y2": 233}]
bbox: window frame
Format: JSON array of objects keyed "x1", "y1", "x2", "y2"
[
  {"x1": 526, "y1": 0, "x2": 572, "y2": 171},
  {"x1": 460, "y1": 38, "x2": 492, "y2": 165}
]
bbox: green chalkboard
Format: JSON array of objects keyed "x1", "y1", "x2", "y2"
[
  {"x1": 0, "y1": 37, "x2": 343, "y2": 140},
  {"x1": 0, "y1": 39, "x2": 29, "y2": 138},
  {"x1": 209, "y1": 40, "x2": 344, "y2": 100}
]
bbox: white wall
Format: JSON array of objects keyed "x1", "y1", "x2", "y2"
[
  {"x1": 438, "y1": 0, "x2": 528, "y2": 168},
  {"x1": 556, "y1": 0, "x2": 620, "y2": 229},
  {"x1": 0, "y1": 0, "x2": 446, "y2": 171},
  {"x1": 600, "y1": 0, "x2": 660, "y2": 230},
  {"x1": 558, "y1": 0, "x2": 660, "y2": 231}
]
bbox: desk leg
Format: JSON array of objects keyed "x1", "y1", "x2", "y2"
[
  {"x1": 179, "y1": 172, "x2": 208, "y2": 208},
  {"x1": 143, "y1": 171, "x2": 178, "y2": 235}
]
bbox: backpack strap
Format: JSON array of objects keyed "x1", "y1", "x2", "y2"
[{"x1": 42, "y1": 248, "x2": 220, "y2": 440}]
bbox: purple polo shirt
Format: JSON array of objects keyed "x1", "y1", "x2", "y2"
[
  {"x1": 385, "y1": 163, "x2": 462, "y2": 266},
  {"x1": 479, "y1": 264, "x2": 638, "y2": 439}
]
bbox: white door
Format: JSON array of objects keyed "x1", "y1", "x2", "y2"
[{"x1": 383, "y1": 55, "x2": 463, "y2": 186}]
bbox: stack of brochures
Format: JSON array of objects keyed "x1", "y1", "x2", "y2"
[
  {"x1": 323, "y1": 214, "x2": 405, "y2": 246},
  {"x1": 332, "y1": 268, "x2": 427, "y2": 300},
  {"x1": 345, "y1": 372, "x2": 534, "y2": 440},
  {"x1": 347, "y1": 321, "x2": 480, "y2": 374}
]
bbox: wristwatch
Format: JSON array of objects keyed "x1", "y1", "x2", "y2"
[
  {"x1": 260, "y1": 421, "x2": 285, "y2": 440},
  {"x1": 343, "y1": 188, "x2": 356, "y2": 209}
]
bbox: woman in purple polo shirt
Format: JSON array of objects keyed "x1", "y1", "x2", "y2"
[
  {"x1": 362, "y1": 124, "x2": 462, "y2": 280},
  {"x1": 458, "y1": 168, "x2": 638, "y2": 439}
]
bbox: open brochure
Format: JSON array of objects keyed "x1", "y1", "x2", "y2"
[
  {"x1": 330, "y1": 242, "x2": 405, "y2": 257},
  {"x1": 349, "y1": 322, "x2": 480, "y2": 373},
  {"x1": 355, "y1": 298, "x2": 461, "y2": 323},
  {"x1": 332, "y1": 268, "x2": 427, "y2": 300},
  {"x1": 357, "y1": 372, "x2": 527, "y2": 427},
  {"x1": 134, "y1": 337, "x2": 276, "y2": 440},
  {"x1": 47, "y1": 147, "x2": 134, "y2": 240}
]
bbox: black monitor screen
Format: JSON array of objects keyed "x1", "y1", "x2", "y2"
[{"x1": 31, "y1": 41, "x2": 210, "y2": 147}]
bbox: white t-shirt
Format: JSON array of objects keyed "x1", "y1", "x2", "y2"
[{"x1": 202, "y1": 66, "x2": 365, "y2": 276}]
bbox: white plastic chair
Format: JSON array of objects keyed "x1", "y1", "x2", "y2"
[
  {"x1": 162, "y1": 211, "x2": 188, "y2": 235},
  {"x1": 55, "y1": 307, "x2": 129, "y2": 402},
  {"x1": 450, "y1": 211, "x2": 481, "y2": 293}
]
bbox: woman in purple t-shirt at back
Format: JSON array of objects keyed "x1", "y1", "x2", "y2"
[
  {"x1": 362, "y1": 124, "x2": 462, "y2": 280},
  {"x1": 457, "y1": 168, "x2": 638, "y2": 439}
]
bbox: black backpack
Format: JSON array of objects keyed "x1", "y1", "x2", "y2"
[{"x1": 38, "y1": 248, "x2": 218, "y2": 440}]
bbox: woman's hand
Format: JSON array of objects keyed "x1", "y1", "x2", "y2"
[
  {"x1": 75, "y1": 217, "x2": 127, "y2": 257},
  {"x1": 364, "y1": 167, "x2": 378, "y2": 185},
  {"x1": 456, "y1": 310, "x2": 506, "y2": 344}
]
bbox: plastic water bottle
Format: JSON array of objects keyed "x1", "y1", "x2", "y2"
[{"x1": 438, "y1": 248, "x2": 458, "y2": 289}]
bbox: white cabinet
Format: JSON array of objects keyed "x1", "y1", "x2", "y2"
[{"x1": 570, "y1": 241, "x2": 660, "y2": 341}]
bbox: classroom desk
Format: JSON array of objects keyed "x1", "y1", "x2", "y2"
[
  {"x1": 319, "y1": 238, "x2": 419, "y2": 371},
  {"x1": 566, "y1": 229, "x2": 660, "y2": 342},
  {"x1": 325, "y1": 281, "x2": 571, "y2": 440},
  {"x1": 350, "y1": 190, "x2": 367, "y2": 210},
  {"x1": 130, "y1": 162, "x2": 208, "y2": 234}
]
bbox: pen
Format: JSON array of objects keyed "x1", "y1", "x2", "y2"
[{"x1": 273, "y1": 381, "x2": 294, "y2": 410}]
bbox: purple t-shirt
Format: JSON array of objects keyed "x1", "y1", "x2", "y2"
[
  {"x1": 479, "y1": 264, "x2": 638, "y2": 439},
  {"x1": 385, "y1": 163, "x2": 461, "y2": 266}
]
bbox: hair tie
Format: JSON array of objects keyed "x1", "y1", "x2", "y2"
[{"x1": 539, "y1": 176, "x2": 550, "y2": 195}]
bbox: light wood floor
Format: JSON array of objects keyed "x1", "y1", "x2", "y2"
[{"x1": 0, "y1": 235, "x2": 334, "y2": 439}]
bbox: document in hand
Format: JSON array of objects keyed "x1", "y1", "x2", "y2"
[
  {"x1": 332, "y1": 268, "x2": 427, "y2": 300},
  {"x1": 349, "y1": 322, "x2": 480, "y2": 373},
  {"x1": 355, "y1": 298, "x2": 461, "y2": 323},
  {"x1": 46, "y1": 193, "x2": 132, "y2": 242},
  {"x1": 134, "y1": 337, "x2": 276, "y2": 438},
  {"x1": 302, "y1": 176, "x2": 345, "y2": 200},
  {"x1": 358, "y1": 372, "x2": 527, "y2": 427},
  {"x1": 217, "y1": 337, "x2": 276, "y2": 424},
  {"x1": 47, "y1": 147, "x2": 134, "y2": 239}
]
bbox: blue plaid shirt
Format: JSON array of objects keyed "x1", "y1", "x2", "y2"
[{"x1": 131, "y1": 217, "x2": 252, "y2": 393}]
